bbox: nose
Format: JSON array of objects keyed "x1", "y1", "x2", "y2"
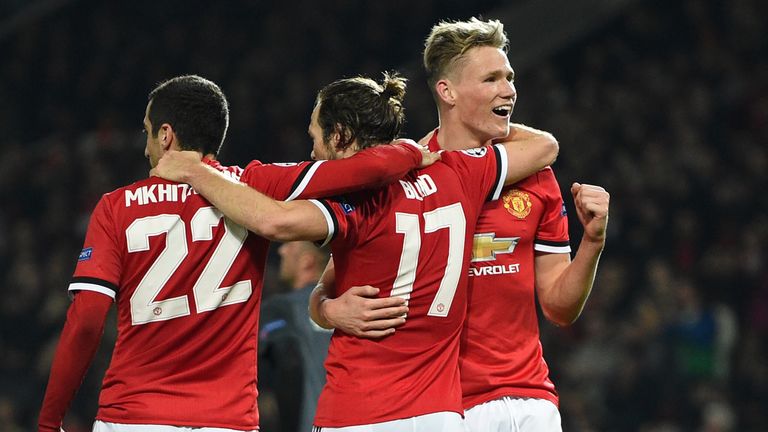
[{"x1": 503, "y1": 80, "x2": 517, "y2": 101}]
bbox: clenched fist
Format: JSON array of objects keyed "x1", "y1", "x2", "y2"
[{"x1": 570, "y1": 182, "x2": 609, "y2": 243}]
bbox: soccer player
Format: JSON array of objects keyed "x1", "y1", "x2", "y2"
[
  {"x1": 311, "y1": 18, "x2": 610, "y2": 432},
  {"x1": 258, "y1": 241, "x2": 332, "y2": 432},
  {"x1": 37, "y1": 74, "x2": 441, "y2": 432},
  {"x1": 152, "y1": 73, "x2": 558, "y2": 431}
]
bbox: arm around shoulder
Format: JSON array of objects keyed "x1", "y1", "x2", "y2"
[
  {"x1": 155, "y1": 154, "x2": 329, "y2": 243},
  {"x1": 497, "y1": 124, "x2": 559, "y2": 185}
]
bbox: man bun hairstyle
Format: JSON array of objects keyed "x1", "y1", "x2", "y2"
[
  {"x1": 379, "y1": 74, "x2": 407, "y2": 101},
  {"x1": 147, "y1": 75, "x2": 229, "y2": 156},
  {"x1": 316, "y1": 71, "x2": 407, "y2": 151}
]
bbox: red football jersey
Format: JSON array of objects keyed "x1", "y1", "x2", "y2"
[
  {"x1": 427, "y1": 131, "x2": 571, "y2": 409},
  {"x1": 310, "y1": 145, "x2": 509, "y2": 427},
  {"x1": 67, "y1": 143, "x2": 422, "y2": 430}
]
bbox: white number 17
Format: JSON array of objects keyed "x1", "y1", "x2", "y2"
[{"x1": 392, "y1": 203, "x2": 466, "y2": 318}]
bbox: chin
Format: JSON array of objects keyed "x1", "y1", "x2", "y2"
[
  {"x1": 499, "y1": 122, "x2": 511, "y2": 136},
  {"x1": 486, "y1": 122, "x2": 510, "y2": 141}
]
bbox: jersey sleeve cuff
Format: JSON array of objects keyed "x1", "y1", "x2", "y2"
[
  {"x1": 68, "y1": 277, "x2": 117, "y2": 300},
  {"x1": 488, "y1": 144, "x2": 509, "y2": 201},
  {"x1": 308, "y1": 199, "x2": 337, "y2": 247},
  {"x1": 534, "y1": 240, "x2": 571, "y2": 254},
  {"x1": 286, "y1": 161, "x2": 325, "y2": 201}
]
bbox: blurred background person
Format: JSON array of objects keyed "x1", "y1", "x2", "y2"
[{"x1": 258, "y1": 242, "x2": 332, "y2": 432}]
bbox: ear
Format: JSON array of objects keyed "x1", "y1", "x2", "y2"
[
  {"x1": 331, "y1": 124, "x2": 346, "y2": 151},
  {"x1": 159, "y1": 123, "x2": 176, "y2": 151},
  {"x1": 435, "y1": 79, "x2": 456, "y2": 106}
]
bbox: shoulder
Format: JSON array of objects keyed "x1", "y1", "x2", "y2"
[
  {"x1": 508, "y1": 166, "x2": 562, "y2": 192},
  {"x1": 101, "y1": 177, "x2": 159, "y2": 202},
  {"x1": 439, "y1": 146, "x2": 493, "y2": 162}
]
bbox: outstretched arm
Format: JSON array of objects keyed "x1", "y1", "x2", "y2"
[
  {"x1": 155, "y1": 151, "x2": 328, "y2": 242},
  {"x1": 498, "y1": 123, "x2": 559, "y2": 185},
  {"x1": 536, "y1": 183, "x2": 609, "y2": 326},
  {"x1": 309, "y1": 258, "x2": 408, "y2": 338}
]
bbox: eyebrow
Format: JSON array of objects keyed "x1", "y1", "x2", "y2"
[{"x1": 487, "y1": 68, "x2": 511, "y2": 77}]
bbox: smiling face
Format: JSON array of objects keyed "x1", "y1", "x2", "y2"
[{"x1": 445, "y1": 46, "x2": 517, "y2": 143}]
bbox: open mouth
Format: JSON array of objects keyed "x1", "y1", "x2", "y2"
[{"x1": 492, "y1": 104, "x2": 513, "y2": 117}]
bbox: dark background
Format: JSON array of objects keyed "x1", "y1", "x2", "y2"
[{"x1": 0, "y1": 0, "x2": 766, "y2": 430}]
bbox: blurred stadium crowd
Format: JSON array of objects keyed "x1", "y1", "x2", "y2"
[{"x1": 0, "y1": 0, "x2": 766, "y2": 430}]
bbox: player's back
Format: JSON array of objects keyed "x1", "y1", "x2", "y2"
[
  {"x1": 73, "y1": 165, "x2": 266, "y2": 429},
  {"x1": 312, "y1": 145, "x2": 508, "y2": 427}
]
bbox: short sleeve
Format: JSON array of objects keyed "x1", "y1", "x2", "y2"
[
  {"x1": 534, "y1": 168, "x2": 571, "y2": 254},
  {"x1": 69, "y1": 196, "x2": 122, "y2": 299},
  {"x1": 440, "y1": 144, "x2": 508, "y2": 206},
  {"x1": 240, "y1": 160, "x2": 322, "y2": 201},
  {"x1": 306, "y1": 198, "x2": 360, "y2": 248}
]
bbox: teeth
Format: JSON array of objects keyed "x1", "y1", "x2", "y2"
[{"x1": 492, "y1": 105, "x2": 511, "y2": 116}]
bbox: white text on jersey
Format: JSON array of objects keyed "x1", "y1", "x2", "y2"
[
  {"x1": 468, "y1": 263, "x2": 520, "y2": 277},
  {"x1": 125, "y1": 184, "x2": 199, "y2": 207},
  {"x1": 400, "y1": 174, "x2": 437, "y2": 201}
]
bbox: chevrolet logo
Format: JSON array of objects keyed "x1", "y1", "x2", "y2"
[{"x1": 472, "y1": 233, "x2": 520, "y2": 262}]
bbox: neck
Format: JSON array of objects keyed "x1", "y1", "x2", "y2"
[
  {"x1": 336, "y1": 145, "x2": 359, "y2": 159},
  {"x1": 435, "y1": 110, "x2": 492, "y2": 151}
]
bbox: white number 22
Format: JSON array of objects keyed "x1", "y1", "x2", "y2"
[
  {"x1": 125, "y1": 207, "x2": 251, "y2": 325},
  {"x1": 392, "y1": 203, "x2": 466, "y2": 318}
]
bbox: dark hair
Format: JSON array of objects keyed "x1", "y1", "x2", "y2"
[
  {"x1": 147, "y1": 75, "x2": 229, "y2": 156},
  {"x1": 316, "y1": 71, "x2": 406, "y2": 151}
]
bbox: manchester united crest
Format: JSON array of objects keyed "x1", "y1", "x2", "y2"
[{"x1": 503, "y1": 189, "x2": 532, "y2": 218}]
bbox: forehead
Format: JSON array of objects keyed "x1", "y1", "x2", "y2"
[
  {"x1": 309, "y1": 103, "x2": 321, "y2": 128},
  {"x1": 455, "y1": 46, "x2": 512, "y2": 77},
  {"x1": 143, "y1": 101, "x2": 152, "y2": 125}
]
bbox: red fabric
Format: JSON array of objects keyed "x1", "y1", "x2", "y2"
[
  {"x1": 429, "y1": 130, "x2": 572, "y2": 410},
  {"x1": 39, "y1": 291, "x2": 112, "y2": 432},
  {"x1": 239, "y1": 141, "x2": 422, "y2": 200},
  {"x1": 314, "y1": 146, "x2": 506, "y2": 427},
  {"x1": 48, "y1": 148, "x2": 419, "y2": 430}
]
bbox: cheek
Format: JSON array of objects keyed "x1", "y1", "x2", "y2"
[{"x1": 467, "y1": 90, "x2": 489, "y2": 111}]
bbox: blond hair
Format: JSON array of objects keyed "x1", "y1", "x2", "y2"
[{"x1": 423, "y1": 17, "x2": 508, "y2": 94}]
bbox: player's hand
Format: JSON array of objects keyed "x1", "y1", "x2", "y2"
[
  {"x1": 152, "y1": 150, "x2": 204, "y2": 183},
  {"x1": 570, "y1": 182, "x2": 609, "y2": 243},
  {"x1": 417, "y1": 146, "x2": 441, "y2": 168},
  {"x1": 321, "y1": 285, "x2": 408, "y2": 339},
  {"x1": 395, "y1": 138, "x2": 441, "y2": 168}
]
